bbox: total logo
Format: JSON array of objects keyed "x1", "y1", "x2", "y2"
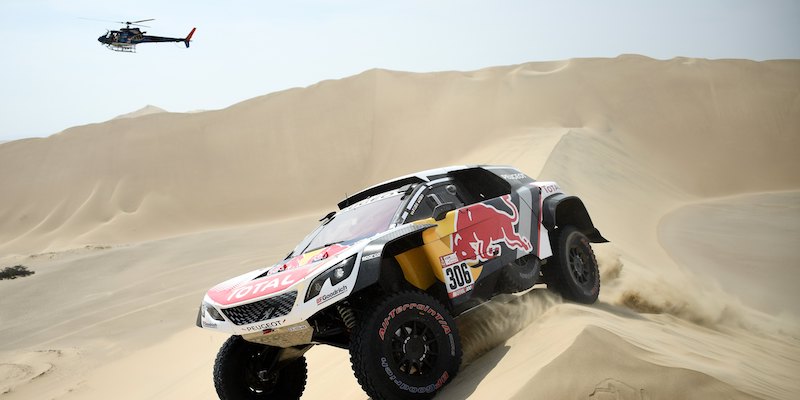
[
  {"x1": 226, "y1": 273, "x2": 299, "y2": 302},
  {"x1": 538, "y1": 183, "x2": 561, "y2": 194},
  {"x1": 317, "y1": 285, "x2": 348, "y2": 305}
]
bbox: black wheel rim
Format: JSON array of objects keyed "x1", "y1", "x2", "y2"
[
  {"x1": 567, "y1": 245, "x2": 592, "y2": 288},
  {"x1": 389, "y1": 320, "x2": 439, "y2": 377},
  {"x1": 244, "y1": 347, "x2": 279, "y2": 395}
]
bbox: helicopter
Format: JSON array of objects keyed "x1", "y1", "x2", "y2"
[{"x1": 96, "y1": 19, "x2": 196, "y2": 52}]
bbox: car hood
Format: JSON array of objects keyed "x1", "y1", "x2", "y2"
[{"x1": 206, "y1": 243, "x2": 353, "y2": 306}]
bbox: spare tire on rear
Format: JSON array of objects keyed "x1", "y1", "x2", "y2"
[{"x1": 498, "y1": 255, "x2": 541, "y2": 293}]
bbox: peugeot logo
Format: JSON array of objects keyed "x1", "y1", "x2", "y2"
[{"x1": 261, "y1": 306, "x2": 276, "y2": 320}]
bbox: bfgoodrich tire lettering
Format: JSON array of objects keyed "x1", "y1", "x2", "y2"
[
  {"x1": 547, "y1": 226, "x2": 600, "y2": 304},
  {"x1": 350, "y1": 291, "x2": 462, "y2": 400},
  {"x1": 213, "y1": 336, "x2": 307, "y2": 400}
]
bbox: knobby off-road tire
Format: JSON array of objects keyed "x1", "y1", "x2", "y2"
[
  {"x1": 213, "y1": 336, "x2": 307, "y2": 400},
  {"x1": 350, "y1": 291, "x2": 462, "y2": 400},
  {"x1": 498, "y1": 255, "x2": 541, "y2": 293},
  {"x1": 546, "y1": 226, "x2": 600, "y2": 304}
]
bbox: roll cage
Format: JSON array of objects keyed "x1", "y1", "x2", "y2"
[{"x1": 390, "y1": 167, "x2": 517, "y2": 225}]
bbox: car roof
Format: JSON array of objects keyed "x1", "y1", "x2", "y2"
[{"x1": 337, "y1": 165, "x2": 506, "y2": 210}]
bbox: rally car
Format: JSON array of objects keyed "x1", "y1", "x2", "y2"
[{"x1": 197, "y1": 165, "x2": 606, "y2": 400}]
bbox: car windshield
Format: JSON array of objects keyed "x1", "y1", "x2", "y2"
[{"x1": 289, "y1": 192, "x2": 404, "y2": 257}]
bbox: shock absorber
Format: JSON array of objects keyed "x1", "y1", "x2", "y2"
[{"x1": 337, "y1": 305, "x2": 356, "y2": 330}]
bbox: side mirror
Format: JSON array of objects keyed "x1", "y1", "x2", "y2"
[{"x1": 433, "y1": 202, "x2": 456, "y2": 221}]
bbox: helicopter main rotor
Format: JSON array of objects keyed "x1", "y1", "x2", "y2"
[
  {"x1": 80, "y1": 17, "x2": 155, "y2": 28},
  {"x1": 121, "y1": 19, "x2": 154, "y2": 28}
]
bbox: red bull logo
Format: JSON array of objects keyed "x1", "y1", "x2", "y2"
[{"x1": 451, "y1": 195, "x2": 532, "y2": 263}]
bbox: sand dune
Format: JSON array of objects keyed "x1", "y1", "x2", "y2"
[
  {"x1": 660, "y1": 191, "x2": 800, "y2": 316},
  {"x1": 112, "y1": 105, "x2": 167, "y2": 120},
  {"x1": 1, "y1": 56, "x2": 799, "y2": 399},
  {"x1": 1, "y1": 56, "x2": 797, "y2": 255}
]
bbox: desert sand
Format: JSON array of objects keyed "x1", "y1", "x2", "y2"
[
  {"x1": 113, "y1": 105, "x2": 168, "y2": 120},
  {"x1": 1, "y1": 55, "x2": 798, "y2": 399}
]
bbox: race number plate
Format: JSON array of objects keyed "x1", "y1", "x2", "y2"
[{"x1": 442, "y1": 261, "x2": 474, "y2": 299}]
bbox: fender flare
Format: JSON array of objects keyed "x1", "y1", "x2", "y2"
[
  {"x1": 542, "y1": 194, "x2": 607, "y2": 243},
  {"x1": 352, "y1": 223, "x2": 436, "y2": 292}
]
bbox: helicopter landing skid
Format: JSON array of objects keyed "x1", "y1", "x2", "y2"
[{"x1": 104, "y1": 44, "x2": 136, "y2": 53}]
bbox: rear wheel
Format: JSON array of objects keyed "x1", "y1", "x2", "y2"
[
  {"x1": 546, "y1": 226, "x2": 600, "y2": 304},
  {"x1": 349, "y1": 291, "x2": 461, "y2": 400},
  {"x1": 213, "y1": 336, "x2": 307, "y2": 400}
]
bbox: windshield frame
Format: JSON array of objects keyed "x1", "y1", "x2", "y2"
[{"x1": 287, "y1": 189, "x2": 409, "y2": 258}]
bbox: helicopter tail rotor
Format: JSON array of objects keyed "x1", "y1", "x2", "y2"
[{"x1": 184, "y1": 27, "x2": 196, "y2": 48}]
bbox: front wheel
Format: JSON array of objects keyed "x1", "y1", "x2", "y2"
[
  {"x1": 213, "y1": 336, "x2": 307, "y2": 400},
  {"x1": 546, "y1": 226, "x2": 600, "y2": 304},
  {"x1": 350, "y1": 291, "x2": 462, "y2": 400}
]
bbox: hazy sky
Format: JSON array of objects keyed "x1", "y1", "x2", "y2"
[{"x1": 1, "y1": 0, "x2": 798, "y2": 141}]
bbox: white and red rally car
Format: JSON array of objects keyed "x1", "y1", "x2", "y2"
[{"x1": 197, "y1": 165, "x2": 606, "y2": 400}]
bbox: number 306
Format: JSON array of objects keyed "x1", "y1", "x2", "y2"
[{"x1": 446, "y1": 263, "x2": 472, "y2": 290}]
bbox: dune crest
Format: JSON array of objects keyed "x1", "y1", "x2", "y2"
[
  {"x1": 1, "y1": 56, "x2": 799, "y2": 399},
  {"x1": 112, "y1": 105, "x2": 167, "y2": 120},
  {"x1": 515, "y1": 326, "x2": 759, "y2": 400},
  {"x1": 1, "y1": 56, "x2": 797, "y2": 255}
]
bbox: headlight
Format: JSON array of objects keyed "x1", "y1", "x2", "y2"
[
  {"x1": 304, "y1": 255, "x2": 356, "y2": 302},
  {"x1": 203, "y1": 301, "x2": 225, "y2": 321}
]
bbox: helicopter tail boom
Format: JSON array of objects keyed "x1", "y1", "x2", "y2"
[{"x1": 185, "y1": 28, "x2": 196, "y2": 48}]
